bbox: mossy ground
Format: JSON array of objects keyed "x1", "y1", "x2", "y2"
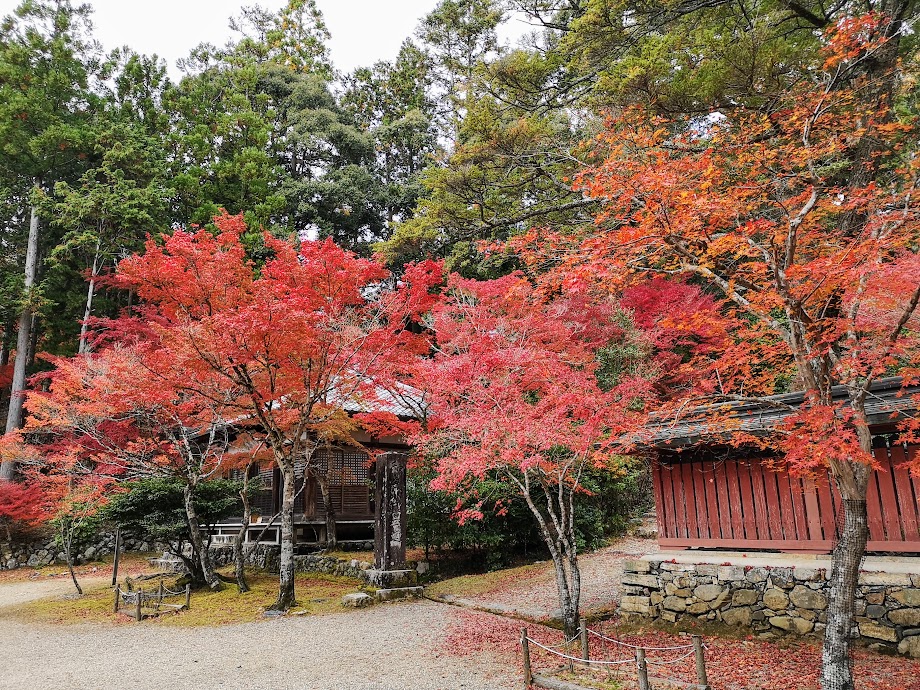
[
  {"x1": 425, "y1": 561, "x2": 547, "y2": 599},
  {"x1": 4, "y1": 567, "x2": 363, "y2": 627}
]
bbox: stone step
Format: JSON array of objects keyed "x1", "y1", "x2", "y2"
[{"x1": 375, "y1": 586, "x2": 423, "y2": 602}]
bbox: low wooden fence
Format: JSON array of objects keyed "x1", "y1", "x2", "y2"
[
  {"x1": 520, "y1": 623, "x2": 710, "y2": 690},
  {"x1": 114, "y1": 582, "x2": 190, "y2": 621}
]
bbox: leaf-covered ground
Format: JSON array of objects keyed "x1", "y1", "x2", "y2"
[{"x1": 441, "y1": 608, "x2": 920, "y2": 690}]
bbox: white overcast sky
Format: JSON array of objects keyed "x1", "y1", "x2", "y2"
[{"x1": 0, "y1": 0, "x2": 533, "y2": 78}]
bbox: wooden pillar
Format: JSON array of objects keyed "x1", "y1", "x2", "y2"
[
  {"x1": 111, "y1": 528, "x2": 121, "y2": 587},
  {"x1": 374, "y1": 452, "x2": 407, "y2": 571},
  {"x1": 520, "y1": 628, "x2": 532, "y2": 688},
  {"x1": 636, "y1": 648, "x2": 649, "y2": 690},
  {"x1": 693, "y1": 635, "x2": 708, "y2": 687},
  {"x1": 580, "y1": 619, "x2": 589, "y2": 663}
]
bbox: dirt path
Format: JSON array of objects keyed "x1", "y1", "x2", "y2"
[
  {"x1": 0, "y1": 579, "x2": 516, "y2": 690},
  {"x1": 0, "y1": 576, "x2": 108, "y2": 609}
]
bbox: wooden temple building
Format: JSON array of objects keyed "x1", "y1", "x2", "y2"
[{"x1": 648, "y1": 378, "x2": 920, "y2": 554}]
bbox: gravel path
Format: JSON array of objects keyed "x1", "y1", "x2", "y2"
[
  {"x1": 0, "y1": 582, "x2": 516, "y2": 690},
  {"x1": 434, "y1": 535, "x2": 659, "y2": 621}
]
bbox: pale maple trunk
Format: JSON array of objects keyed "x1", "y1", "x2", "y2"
[
  {"x1": 519, "y1": 477, "x2": 581, "y2": 639},
  {"x1": 183, "y1": 484, "x2": 222, "y2": 590},
  {"x1": 78, "y1": 237, "x2": 102, "y2": 355},
  {"x1": 273, "y1": 464, "x2": 296, "y2": 610},
  {"x1": 1, "y1": 196, "x2": 40, "y2": 481}
]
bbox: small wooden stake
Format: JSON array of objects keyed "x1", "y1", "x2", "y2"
[
  {"x1": 579, "y1": 619, "x2": 589, "y2": 663},
  {"x1": 184, "y1": 584, "x2": 191, "y2": 611},
  {"x1": 113, "y1": 585, "x2": 120, "y2": 614},
  {"x1": 521, "y1": 628, "x2": 532, "y2": 688},
  {"x1": 110, "y1": 528, "x2": 121, "y2": 587},
  {"x1": 693, "y1": 635, "x2": 708, "y2": 687},
  {"x1": 135, "y1": 588, "x2": 142, "y2": 622},
  {"x1": 157, "y1": 580, "x2": 164, "y2": 611},
  {"x1": 636, "y1": 648, "x2": 650, "y2": 690}
]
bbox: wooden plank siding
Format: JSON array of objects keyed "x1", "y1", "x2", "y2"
[{"x1": 655, "y1": 444, "x2": 920, "y2": 553}]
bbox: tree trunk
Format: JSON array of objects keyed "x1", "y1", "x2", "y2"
[
  {"x1": 62, "y1": 528, "x2": 83, "y2": 596},
  {"x1": 1, "y1": 197, "x2": 40, "y2": 481},
  {"x1": 272, "y1": 464, "x2": 296, "y2": 610},
  {"x1": 183, "y1": 484, "x2": 222, "y2": 590},
  {"x1": 233, "y1": 469, "x2": 252, "y2": 593},
  {"x1": 821, "y1": 497, "x2": 868, "y2": 690},
  {"x1": 78, "y1": 236, "x2": 102, "y2": 355}
]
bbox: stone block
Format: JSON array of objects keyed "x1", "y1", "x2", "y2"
[
  {"x1": 341, "y1": 592, "x2": 374, "y2": 608},
  {"x1": 688, "y1": 602, "x2": 710, "y2": 614},
  {"x1": 623, "y1": 559, "x2": 651, "y2": 573},
  {"x1": 662, "y1": 596, "x2": 688, "y2": 612},
  {"x1": 790, "y1": 585, "x2": 827, "y2": 611},
  {"x1": 859, "y1": 620, "x2": 898, "y2": 642},
  {"x1": 661, "y1": 610, "x2": 678, "y2": 623},
  {"x1": 695, "y1": 564, "x2": 720, "y2": 577},
  {"x1": 732, "y1": 589, "x2": 759, "y2": 607},
  {"x1": 660, "y1": 562, "x2": 693, "y2": 572},
  {"x1": 866, "y1": 592, "x2": 885, "y2": 605},
  {"x1": 622, "y1": 574, "x2": 660, "y2": 588},
  {"x1": 650, "y1": 593, "x2": 663, "y2": 606},
  {"x1": 719, "y1": 565, "x2": 745, "y2": 581},
  {"x1": 770, "y1": 616, "x2": 814, "y2": 634},
  {"x1": 693, "y1": 584, "x2": 725, "y2": 602},
  {"x1": 900, "y1": 636, "x2": 920, "y2": 659},
  {"x1": 722, "y1": 607, "x2": 752, "y2": 626},
  {"x1": 375, "y1": 586, "x2": 423, "y2": 602},
  {"x1": 745, "y1": 567, "x2": 769, "y2": 584},
  {"x1": 620, "y1": 596, "x2": 652, "y2": 614},
  {"x1": 364, "y1": 569, "x2": 417, "y2": 588},
  {"x1": 710, "y1": 588, "x2": 731, "y2": 610},
  {"x1": 866, "y1": 604, "x2": 887, "y2": 619},
  {"x1": 793, "y1": 568, "x2": 820, "y2": 582},
  {"x1": 889, "y1": 608, "x2": 920, "y2": 627},
  {"x1": 763, "y1": 588, "x2": 789, "y2": 611},
  {"x1": 859, "y1": 572, "x2": 913, "y2": 587},
  {"x1": 892, "y1": 589, "x2": 920, "y2": 606}
]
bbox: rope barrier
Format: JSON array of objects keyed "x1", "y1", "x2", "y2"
[
  {"x1": 587, "y1": 628, "x2": 696, "y2": 651},
  {"x1": 525, "y1": 636, "x2": 635, "y2": 667},
  {"x1": 644, "y1": 648, "x2": 697, "y2": 665}
]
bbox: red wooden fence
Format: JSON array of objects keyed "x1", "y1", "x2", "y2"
[{"x1": 653, "y1": 444, "x2": 920, "y2": 553}]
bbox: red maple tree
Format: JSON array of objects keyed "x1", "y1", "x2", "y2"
[
  {"x1": 507, "y1": 15, "x2": 920, "y2": 688},
  {"x1": 114, "y1": 212, "x2": 441, "y2": 609}
]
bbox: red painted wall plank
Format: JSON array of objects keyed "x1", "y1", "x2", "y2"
[
  {"x1": 681, "y1": 461, "x2": 699, "y2": 539},
  {"x1": 762, "y1": 467, "x2": 783, "y2": 540},
  {"x1": 714, "y1": 461, "x2": 733, "y2": 539},
  {"x1": 787, "y1": 475, "x2": 809, "y2": 541},
  {"x1": 670, "y1": 463, "x2": 688, "y2": 539},
  {"x1": 802, "y1": 478, "x2": 823, "y2": 541},
  {"x1": 736, "y1": 462, "x2": 758, "y2": 540},
  {"x1": 725, "y1": 461, "x2": 745, "y2": 540},
  {"x1": 749, "y1": 462, "x2": 770, "y2": 540},
  {"x1": 876, "y1": 446, "x2": 903, "y2": 541},
  {"x1": 651, "y1": 461, "x2": 669, "y2": 539},
  {"x1": 703, "y1": 461, "x2": 722, "y2": 540},
  {"x1": 775, "y1": 471, "x2": 798, "y2": 541},
  {"x1": 892, "y1": 445, "x2": 919, "y2": 541},
  {"x1": 866, "y1": 449, "x2": 887, "y2": 542},
  {"x1": 815, "y1": 476, "x2": 837, "y2": 542}
]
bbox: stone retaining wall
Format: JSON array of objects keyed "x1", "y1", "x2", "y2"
[
  {"x1": 1, "y1": 532, "x2": 157, "y2": 570},
  {"x1": 621, "y1": 557, "x2": 920, "y2": 659},
  {"x1": 209, "y1": 544, "x2": 371, "y2": 580}
]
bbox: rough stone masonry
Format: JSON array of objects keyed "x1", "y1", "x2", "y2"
[{"x1": 620, "y1": 557, "x2": 920, "y2": 659}]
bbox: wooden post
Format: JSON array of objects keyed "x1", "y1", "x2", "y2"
[
  {"x1": 184, "y1": 584, "x2": 191, "y2": 611},
  {"x1": 157, "y1": 580, "x2": 163, "y2": 612},
  {"x1": 520, "y1": 628, "x2": 532, "y2": 688},
  {"x1": 579, "y1": 619, "x2": 589, "y2": 663},
  {"x1": 135, "y1": 588, "x2": 142, "y2": 622},
  {"x1": 113, "y1": 585, "x2": 120, "y2": 614},
  {"x1": 110, "y1": 528, "x2": 121, "y2": 587},
  {"x1": 636, "y1": 648, "x2": 650, "y2": 690},
  {"x1": 693, "y1": 635, "x2": 708, "y2": 687}
]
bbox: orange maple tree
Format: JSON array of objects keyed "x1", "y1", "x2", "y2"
[
  {"x1": 507, "y1": 14, "x2": 920, "y2": 688},
  {"x1": 112, "y1": 212, "x2": 441, "y2": 609}
]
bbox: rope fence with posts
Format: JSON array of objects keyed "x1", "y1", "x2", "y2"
[
  {"x1": 113, "y1": 581, "x2": 191, "y2": 621},
  {"x1": 520, "y1": 622, "x2": 710, "y2": 690}
]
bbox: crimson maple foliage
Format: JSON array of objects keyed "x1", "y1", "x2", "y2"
[
  {"x1": 114, "y1": 211, "x2": 441, "y2": 609},
  {"x1": 0, "y1": 478, "x2": 49, "y2": 540},
  {"x1": 414, "y1": 273, "x2": 655, "y2": 638},
  {"x1": 506, "y1": 15, "x2": 920, "y2": 690}
]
